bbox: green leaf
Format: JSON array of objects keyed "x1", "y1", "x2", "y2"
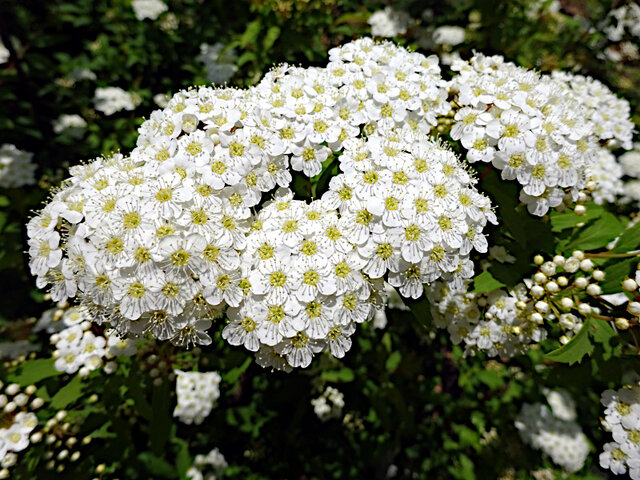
[
  {"x1": 550, "y1": 203, "x2": 604, "y2": 232},
  {"x1": 385, "y1": 351, "x2": 402, "y2": 372},
  {"x1": 150, "y1": 381, "x2": 171, "y2": 456},
  {"x1": 7, "y1": 358, "x2": 63, "y2": 385},
  {"x1": 50, "y1": 375, "x2": 84, "y2": 409},
  {"x1": 470, "y1": 270, "x2": 506, "y2": 293},
  {"x1": 240, "y1": 20, "x2": 262, "y2": 49},
  {"x1": 545, "y1": 317, "x2": 593, "y2": 365},
  {"x1": 405, "y1": 292, "x2": 433, "y2": 329},
  {"x1": 174, "y1": 437, "x2": 191, "y2": 479},
  {"x1": 320, "y1": 368, "x2": 355, "y2": 383},
  {"x1": 263, "y1": 26, "x2": 281, "y2": 51},
  {"x1": 601, "y1": 258, "x2": 636, "y2": 294},
  {"x1": 565, "y1": 213, "x2": 624, "y2": 252},
  {"x1": 90, "y1": 420, "x2": 116, "y2": 439},
  {"x1": 138, "y1": 452, "x2": 178, "y2": 479},
  {"x1": 612, "y1": 222, "x2": 640, "y2": 253},
  {"x1": 224, "y1": 357, "x2": 252, "y2": 385}
]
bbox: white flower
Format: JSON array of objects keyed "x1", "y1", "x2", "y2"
[
  {"x1": 173, "y1": 370, "x2": 221, "y2": 425},
  {"x1": 132, "y1": 0, "x2": 168, "y2": 21},
  {"x1": 368, "y1": 7, "x2": 411, "y2": 37},
  {"x1": 0, "y1": 39, "x2": 9, "y2": 64},
  {"x1": 52, "y1": 114, "x2": 87, "y2": 138},
  {"x1": 432, "y1": 26, "x2": 466, "y2": 46},
  {"x1": 0, "y1": 144, "x2": 36, "y2": 188},
  {"x1": 94, "y1": 87, "x2": 136, "y2": 116}
]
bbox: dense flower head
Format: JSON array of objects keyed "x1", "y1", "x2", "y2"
[
  {"x1": 27, "y1": 37, "x2": 495, "y2": 370},
  {"x1": 0, "y1": 144, "x2": 36, "y2": 188},
  {"x1": 516, "y1": 390, "x2": 589, "y2": 473},
  {"x1": 173, "y1": 370, "x2": 221, "y2": 425},
  {"x1": 449, "y1": 53, "x2": 634, "y2": 215},
  {"x1": 599, "y1": 382, "x2": 640, "y2": 479}
]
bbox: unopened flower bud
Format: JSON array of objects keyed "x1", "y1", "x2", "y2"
[
  {"x1": 545, "y1": 281, "x2": 559, "y2": 293},
  {"x1": 535, "y1": 301, "x2": 549, "y2": 313},
  {"x1": 580, "y1": 259, "x2": 594, "y2": 271},
  {"x1": 559, "y1": 335, "x2": 570, "y2": 345},
  {"x1": 574, "y1": 277, "x2": 588, "y2": 288},
  {"x1": 623, "y1": 278, "x2": 638, "y2": 291},
  {"x1": 533, "y1": 272, "x2": 546, "y2": 284},
  {"x1": 565, "y1": 258, "x2": 580, "y2": 273},
  {"x1": 553, "y1": 255, "x2": 565, "y2": 266},
  {"x1": 531, "y1": 285, "x2": 544, "y2": 297},
  {"x1": 541, "y1": 262, "x2": 556, "y2": 276},
  {"x1": 574, "y1": 205, "x2": 586, "y2": 216},
  {"x1": 557, "y1": 276, "x2": 568, "y2": 287},
  {"x1": 587, "y1": 284, "x2": 602, "y2": 296},
  {"x1": 560, "y1": 297, "x2": 574, "y2": 309},
  {"x1": 572, "y1": 250, "x2": 585, "y2": 260},
  {"x1": 577, "y1": 303, "x2": 592, "y2": 315},
  {"x1": 592, "y1": 270, "x2": 605, "y2": 281},
  {"x1": 534, "y1": 254, "x2": 544, "y2": 265},
  {"x1": 615, "y1": 318, "x2": 630, "y2": 330},
  {"x1": 530, "y1": 312, "x2": 544, "y2": 324}
]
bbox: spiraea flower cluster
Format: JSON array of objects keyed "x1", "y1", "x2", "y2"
[
  {"x1": 173, "y1": 370, "x2": 221, "y2": 425},
  {"x1": 311, "y1": 386, "x2": 345, "y2": 421},
  {"x1": 186, "y1": 447, "x2": 227, "y2": 480},
  {"x1": 0, "y1": 144, "x2": 36, "y2": 189},
  {"x1": 449, "y1": 53, "x2": 634, "y2": 215},
  {"x1": 586, "y1": 147, "x2": 625, "y2": 205},
  {"x1": 0, "y1": 382, "x2": 44, "y2": 478},
  {"x1": 427, "y1": 251, "x2": 608, "y2": 357},
  {"x1": 27, "y1": 38, "x2": 495, "y2": 370},
  {"x1": 50, "y1": 307, "x2": 136, "y2": 376},
  {"x1": 93, "y1": 87, "x2": 137, "y2": 116},
  {"x1": 599, "y1": 382, "x2": 640, "y2": 479},
  {"x1": 515, "y1": 389, "x2": 589, "y2": 473}
]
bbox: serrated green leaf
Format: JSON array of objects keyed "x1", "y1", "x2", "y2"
[
  {"x1": 565, "y1": 213, "x2": 624, "y2": 252},
  {"x1": 7, "y1": 358, "x2": 63, "y2": 385},
  {"x1": 470, "y1": 270, "x2": 506, "y2": 293},
  {"x1": 545, "y1": 317, "x2": 593, "y2": 365},
  {"x1": 550, "y1": 203, "x2": 604, "y2": 232},
  {"x1": 612, "y1": 222, "x2": 640, "y2": 253},
  {"x1": 601, "y1": 258, "x2": 636, "y2": 294}
]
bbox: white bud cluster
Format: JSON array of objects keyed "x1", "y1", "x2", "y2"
[
  {"x1": 599, "y1": 383, "x2": 640, "y2": 479},
  {"x1": 186, "y1": 447, "x2": 227, "y2": 480},
  {"x1": 173, "y1": 370, "x2": 221, "y2": 425},
  {"x1": 0, "y1": 144, "x2": 36, "y2": 189},
  {"x1": 93, "y1": 87, "x2": 137, "y2": 116},
  {"x1": 449, "y1": 53, "x2": 634, "y2": 216},
  {"x1": 0, "y1": 381, "x2": 43, "y2": 476},
  {"x1": 27, "y1": 38, "x2": 495, "y2": 370},
  {"x1": 427, "y1": 251, "x2": 611, "y2": 357},
  {"x1": 311, "y1": 386, "x2": 345, "y2": 422},
  {"x1": 51, "y1": 306, "x2": 136, "y2": 376},
  {"x1": 515, "y1": 390, "x2": 589, "y2": 473}
]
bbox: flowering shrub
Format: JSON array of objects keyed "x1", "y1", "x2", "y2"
[{"x1": 3, "y1": 1, "x2": 640, "y2": 479}]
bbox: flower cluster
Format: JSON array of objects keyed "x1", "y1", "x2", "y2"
[
  {"x1": 0, "y1": 382, "x2": 44, "y2": 478},
  {"x1": 515, "y1": 389, "x2": 589, "y2": 473},
  {"x1": 28, "y1": 38, "x2": 495, "y2": 370},
  {"x1": 587, "y1": 146, "x2": 625, "y2": 205},
  {"x1": 599, "y1": 382, "x2": 640, "y2": 479},
  {"x1": 311, "y1": 386, "x2": 345, "y2": 421},
  {"x1": 186, "y1": 447, "x2": 228, "y2": 480},
  {"x1": 173, "y1": 370, "x2": 221, "y2": 425},
  {"x1": 0, "y1": 144, "x2": 36, "y2": 188},
  {"x1": 52, "y1": 114, "x2": 87, "y2": 139},
  {"x1": 449, "y1": 53, "x2": 634, "y2": 215},
  {"x1": 367, "y1": 7, "x2": 411, "y2": 38},
  {"x1": 603, "y1": 2, "x2": 640, "y2": 42},
  {"x1": 132, "y1": 0, "x2": 168, "y2": 21},
  {"x1": 51, "y1": 307, "x2": 136, "y2": 376},
  {"x1": 93, "y1": 87, "x2": 137, "y2": 116},
  {"x1": 428, "y1": 251, "x2": 608, "y2": 357}
]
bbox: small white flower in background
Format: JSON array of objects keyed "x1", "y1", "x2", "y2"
[
  {"x1": 52, "y1": 114, "x2": 87, "y2": 139},
  {"x1": 0, "y1": 39, "x2": 9, "y2": 64},
  {"x1": 69, "y1": 68, "x2": 96, "y2": 82},
  {"x1": 93, "y1": 86, "x2": 136, "y2": 116},
  {"x1": 196, "y1": 43, "x2": 238, "y2": 85},
  {"x1": 603, "y1": 3, "x2": 640, "y2": 42},
  {"x1": 587, "y1": 147, "x2": 625, "y2": 205},
  {"x1": 173, "y1": 370, "x2": 221, "y2": 425},
  {"x1": 488, "y1": 245, "x2": 516, "y2": 264},
  {"x1": 311, "y1": 386, "x2": 345, "y2": 421},
  {"x1": 186, "y1": 447, "x2": 227, "y2": 480},
  {"x1": 368, "y1": 7, "x2": 411, "y2": 37},
  {"x1": 153, "y1": 93, "x2": 171, "y2": 108},
  {"x1": 132, "y1": 0, "x2": 168, "y2": 21},
  {"x1": 515, "y1": 390, "x2": 589, "y2": 473},
  {"x1": 0, "y1": 381, "x2": 44, "y2": 471},
  {"x1": 0, "y1": 144, "x2": 36, "y2": 188},
  {"x1": 623, "y1": 180, "x2": 640, "y2": 205},
  {"x1": 619, "y1": 144, "x2": 640, "y2": 178},
  {"x1": 0, "y1": 341, "x2": 39, "y2": 360},
  {"x1": 432, "y1": 26, "x2": 466, "y2": 46},
  {"x1": 599, "y1": 382, "x2": 640, "y2": 479}
]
